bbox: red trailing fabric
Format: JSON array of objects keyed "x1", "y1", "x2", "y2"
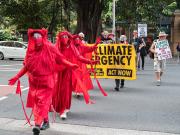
[
  {"x1": 16, "y1": 80, "x2": 21, "y2": 94},
  {"x1": 72, "y1": 71, "x2": 90, "y2": 104},
  {"x1": 90, "y1": 65, "x2": 107, "y2": 96},
  {"x1": 16, "y1": 80, "x2": 32, "y2": 126},
  {"x1": 89, "y1": 45, "x2": 107, "y2": 97}
]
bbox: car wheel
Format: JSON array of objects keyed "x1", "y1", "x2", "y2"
[{"x1": 0, "y1": 52, "x2": 4, "y2": 60}]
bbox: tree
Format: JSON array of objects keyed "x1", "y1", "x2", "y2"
[
  {"x1": 73, "y1": 0, "x2": 105, "y2": 43},
  {"x1": 176, "y1": 0, "x2": 180, "y2": 9}
]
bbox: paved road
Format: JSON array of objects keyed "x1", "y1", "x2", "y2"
[{"x1": 0, "y1": 58, "x2": 180, "y2": 135}]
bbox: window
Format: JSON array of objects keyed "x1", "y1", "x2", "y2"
[
  {"x1": 4, "y1": 42, "x2": 14, "y2": 47},
  {"x1": 15, "y1": 42, "x2": 23, "y2": 48}
]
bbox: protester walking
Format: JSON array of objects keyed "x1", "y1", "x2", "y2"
[
  {"x1": 114, "y1": 34, "x2": 128, "y2": 91},
  {"x1": 138, "y1": 37, "x2": 147, "y2": 70},
  {"x1": 176, "y1": 42, "x2": 180, "y2": 63},
  {"x1": 131, "y1": 30, "x2": 141, "y2": 70},
  {"x1": 8, "y1": 29, "x2": 78, "y2": 135},
  {"x1": 150, "y1": 31, "x2": 170, "y2": 86},
  {"x1": 52, "y1": 31, "x2": 98, "y2": 120}
]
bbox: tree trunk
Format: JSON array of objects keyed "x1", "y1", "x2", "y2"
[
  {"x1": 176, "y1": 0, "x2": 180, "y2": 9},
  {"x1": 48, "y1": 0, "x2": 60, "y2": 34},
  {"x1": 75, "y1": 0, "x2": 104, "y2": 43},
  {"x1": 63, "y1": 0, "x2": 71, "y2": 31}
]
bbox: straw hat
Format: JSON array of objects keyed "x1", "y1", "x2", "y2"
[{"x1": 158, "y1": 31, "x2": 168, "y2": 37}]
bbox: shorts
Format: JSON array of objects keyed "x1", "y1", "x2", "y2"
[{"x1": 154, "y1": 58, "x2": 166, "y2": 72}]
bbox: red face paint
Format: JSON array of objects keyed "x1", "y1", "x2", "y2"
[
  {"x1": 33, "y1": 33, "x2": 43, "y2": 49},
  {"x1": 74, "y1": 38, "x2": 80, "y2": 45},
  {"x1": 34, "y1": 37, "x2": 43, "y2": 47},
  {"x1": 60, "y1": 35, "x2": 69, "y2": 45}
]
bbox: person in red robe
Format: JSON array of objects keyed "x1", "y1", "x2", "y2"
[
  {"x1": 71, "y1": 35, "x2": 98, "y2": 97},
  {"x1": 8, "y1": 29, "x2": 78, "y2": 135},
  {"x1": 52, "y1": 31, "x2": 98, "y2": 120}
]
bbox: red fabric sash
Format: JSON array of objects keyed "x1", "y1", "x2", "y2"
[
  {"x1": 16, "y1": 80, "x2": 32, "y2": 126},
  {"x1": 72, "y1": 71, "x2": 90, "y2": 104},
  {"x1": 89, "y1": 64, "x2": 107, "y2": 96}
]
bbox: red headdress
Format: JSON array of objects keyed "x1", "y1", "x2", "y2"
[
  {"x1": 72, "y1": 34, "x2": 82, "y2": 47},
  {"x1": 24, "y1": 28, "x2": 55, "y2": 75},
  {"x1": 55, "y1": 31, "x2": 72, "y2": 51},
  {"x1": 26, "y1": 28, "x2": 48, "y2": 53}
]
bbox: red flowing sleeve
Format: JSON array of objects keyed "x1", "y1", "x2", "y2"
[
  {"x1": 51, "y1": 46, "x2": 77, "y2": 68},
  {"x1": 71, "y1": 43, "x2": 93, "y2": 64},
  {"x1": 80, "y1": 45, "x2": 97, "y2": 54}
]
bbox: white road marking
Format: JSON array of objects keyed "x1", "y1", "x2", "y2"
[
  {"x1": 0, "y1": 85, "x2": 23, "y2": 87},
  {"x1": 0, "y1": 69, "x2": 20, "y2": 71},
  {"x1": 0, "y1": 64, "x2": 22, "y2": 71},
  {"x1": 0, "y1": 64, "x2": 22, "y2": 67},
  {"x1": 0, "y1": 68, "x2": 15, "y2": 69},
  {"x1": 0, "y1": 87, "x2": 28, "y2": 101},
  {"x1": 0, "y1": 118, "x2": 177, "y2": 135},
  {"x1": 0, "y1": 96, "x2": 8, "y2": 101},
  {"x1": 22, "y1": 87, "x2": 29, "y2": 92}
]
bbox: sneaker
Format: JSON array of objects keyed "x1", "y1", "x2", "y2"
[
  {"x1": 60, "y1": 112, "x2": 67, "y2": 120},
  {"x1": 114, "y1": 87, "x2": 119, "y2": 91},
  {"x1": 40, "y1": 121, "x2": 50, "y2": 130},
  {"x1": 156, "y1": 81, "x2": 161, "y2": 86},
  {"x1": 32, "y1": 125, "x2": 40, "y2": 135},
  {"x1": 65, "y1": 109, "x2": 70, "y2": 114},
  {"x1": 76, "y1": 93, "x2": 81, "y2": 98},
  {"x1": 142, "y1": 67, "x2": 144, "y2": 70}
]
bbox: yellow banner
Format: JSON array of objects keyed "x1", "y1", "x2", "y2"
[{"x1": 87, "y1": 44, "x2": 136, "y2": 80}]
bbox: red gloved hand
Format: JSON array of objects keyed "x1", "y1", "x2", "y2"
[
  {"x1": 91, "y1": 60, "x2": 100, "y2": 65},
  {"x1": 95, "y1": 37, "x2": 101, "y2": 46},
  {"x1": 92, "y1": 45, "x2": 98, "y2": 50},
  {"x1": 8, "y1": 76, "x2": 19, "y2": 85},
  {"x1": 69, "y1": 64, "x2": 79, "y2": 69}
]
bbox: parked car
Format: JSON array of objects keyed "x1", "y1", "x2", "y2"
[{"x1": 0, "y1": 41, "x2": 27, "y2": 60}]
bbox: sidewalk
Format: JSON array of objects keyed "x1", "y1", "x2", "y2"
[{"x1": 0, "y1": 118, "x2": 178, "y2": 135}]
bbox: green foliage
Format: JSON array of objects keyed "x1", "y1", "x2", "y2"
[
  {"x1": 163, "y1": 2, "x2": 177, "y2": 16},
  {"x1": 0, "y1": 0, "x2": 178, "y2": 38},
  {"x1": 101, "y1": 0, "x2": 175, "y2": 30},
  {"x1": 0, "y1": 29, "x2": 16, "y2": 41}
]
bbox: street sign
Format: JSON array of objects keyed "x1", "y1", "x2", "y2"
[{"x1": 138, "y1": 24, "x2": 147, "y2": 37}]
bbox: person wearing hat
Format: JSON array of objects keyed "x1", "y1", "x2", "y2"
[
  {"x1": 114, "y1": 34, "x2": 128, "y2": 91},
  {"x1": 150, "y1": 31, "x2": 168, "y2": 86}
]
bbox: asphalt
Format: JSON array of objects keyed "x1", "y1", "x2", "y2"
[{"x1": 0, "y1": 58, "x2": 180, "y2": 135}]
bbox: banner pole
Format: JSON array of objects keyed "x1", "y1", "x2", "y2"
[{"x1": 112, "y1": 0, "x2": 116, "y2": 36}]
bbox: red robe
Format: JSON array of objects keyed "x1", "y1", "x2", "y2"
[
  {"x1": 72, "y1": 44, "x2": 95, "y2": 93},
  {"x1": 53, "y1": 40, "x2": 92, "y2": 115},
  {"x1": 26, "y1": 45, "x2": 75, "y2": 124},
  {"x1": 10, "y1": 29, "x2": 76, "y2": 125}
]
